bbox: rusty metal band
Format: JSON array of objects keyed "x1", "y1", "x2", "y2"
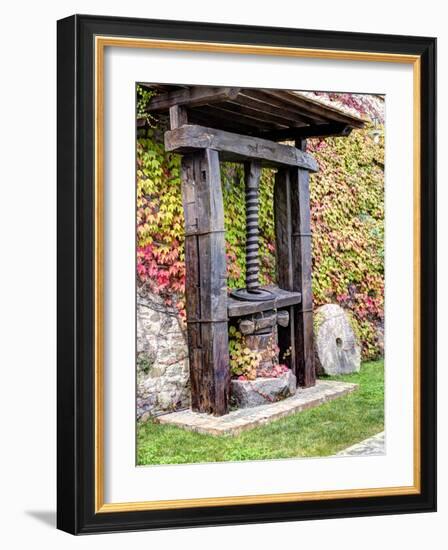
[{"x1": 184, "y1": 229, "x2": 226, "y2": 237}]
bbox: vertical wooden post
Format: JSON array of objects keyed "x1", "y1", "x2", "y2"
[
  {"x1": 169, "y1": 104, "x2": 188, "y2": 129},
  {"x1": 290, "y1": 166, "x2": 316, "y2": 387},
  {"x1": 274, "y1": 163, "x2": 316, "y2": 388},
  {"x1": 181, "y1": 149, "x2": 230, "y2": 415},
  {"x1": 274, "y1": 169, "x2": 296, "y2": 372}
]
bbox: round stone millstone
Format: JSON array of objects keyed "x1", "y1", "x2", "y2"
[{"x1": 314, "y1": 304, "x2": 361, "y2": 375}]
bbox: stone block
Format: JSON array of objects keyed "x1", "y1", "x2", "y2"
[{"x1": 231, "y1": 371, "x2": 297, "y2": 408}]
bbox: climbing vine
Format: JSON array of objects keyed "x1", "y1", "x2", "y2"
[
  {"x1": 228, "y1": 326, "x2": 260, "y2": 380},
  {"x1": 136, "y1": 87, "x2": 384, "y2": 359},
  {"x1": 307, "y1": 126, "x2": 384, "y2": 359}
]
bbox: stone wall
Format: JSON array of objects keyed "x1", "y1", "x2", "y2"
[{"x1": 137, "y1": 288, "x2": 190, "y2": 420}]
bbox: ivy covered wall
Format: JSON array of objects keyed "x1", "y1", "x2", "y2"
[{"x1": 136, "y1": 91, "x2": 384, "y2": 360}]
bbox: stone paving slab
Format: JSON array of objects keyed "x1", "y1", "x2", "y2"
[
  {"x1": 157, "y1": 380, "x2": 358, "y2": 436},
  {"x1": 337, "y1": 431, "x2": 385, "y2": 456}
]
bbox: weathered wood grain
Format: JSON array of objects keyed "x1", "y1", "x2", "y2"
[
  {"x1": 165, "y1": 125, "x2": 319, "y2": 171},
  {"x1": 290, "y1": 166, "x2": 316, "y2": 387},
  {"x1": 256, "y1": 122, "x2": 352, "y2": 142},
  {"x1": 227, "y1": 286, "x2": 301, "y2": 317},
  {"x1": 169, "y1": 104, "x2": 188, "y2": 129},
  {"x1": 205, "y1": 101, "x2": 291, "y2": 129},
  {"x1": 233, "y1": 92, "x2": 308, "y2": 127},
  {"x1": 188, "y1": 107, "x2": 260, "y2": 136},
  {"x1": 197, "y1": 105, "x2": 277, "y2": 132},
  {"x1": 143, "y1": 85, "x2": 365, "y2": 141},
  {"x1": 274, "y1": 169, "x2": 293, "y2": 290},
  {"x1": 180, "y1": 154, "x2": 202, "y2": 411},
  {"x1": 274, "y1": 169, "x2": 296, "y2": 373},
  {"x1": 263, "y1": 90, "x2": 365, "y2": 127},
  {"x1": 274, "y1": 165, "x2": 316, "y2": 387},
  {"x1": 240, "y1": 89, "x2": 317, "y2": 124},
  {"x1": 147, "y1": 86, "x2": 241, "y2": 111},
  {"x1": 181, "y1": 149, "x2": 230, "y2": 415}
]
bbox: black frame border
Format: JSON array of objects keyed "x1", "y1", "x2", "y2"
[{"x1": 57, "y1": 14, "x2": 436, "y2": 534}]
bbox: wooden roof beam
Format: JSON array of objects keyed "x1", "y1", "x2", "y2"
[
  {"x1": 240, "y1": 90, "x2": 318, "y2": 125},
  {"x1": 263, "y1": 90, "x2": 365, "y2": 127},
  {"x1": 261, "y1": 90, "x2": 328, "y2": 123},
  {"x1": 220, "y1": 100, "x2": 301, "y2": 128},
  {"x1": 198, "y1": 104, "x2": 288, "y2": 130},
  {"x1": 233, "y1": 93, "x2": 308, "y2": 127},
  {"x1": 188, "y1": 109, "x2": 259, "y2": 135},
  {"x1": 286, "y1": 92, "x2": 366, "y2": 128},
  {"x1": 146, "y1": 86, "x2": 241, "y2": 111}
]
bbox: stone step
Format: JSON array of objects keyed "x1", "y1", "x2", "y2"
[{"x1": 157, "y1": 380, "x2": 358, "y2": 436}]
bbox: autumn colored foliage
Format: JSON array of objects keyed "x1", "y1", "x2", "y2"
[
  {"x1": 136, "y1": 90, "x2": 384, "y2": 359},
  {"x1": 307, "y1": 129, "x2": 384, "y2": 359}
]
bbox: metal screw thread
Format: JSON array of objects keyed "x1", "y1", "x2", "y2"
[{"x1": 245, "y1": 174, "x2": 260, "y2": 291}]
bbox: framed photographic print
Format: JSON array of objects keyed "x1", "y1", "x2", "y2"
[{"x1": 57, "y1": 14, "x2": 436, "y2": 534}]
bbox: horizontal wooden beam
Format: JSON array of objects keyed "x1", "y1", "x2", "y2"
[
  {"x1": 227, "y1": 286, "x2": 302, "y2": 318},
  {"x1": 257, "y1": 123, "x2": 353, "y2": 141},
  {"x1": 165, "y1": 125, "x2": 319, "y2": 171},
  {"x1": 146, "y1": 86, "x2": 241, "y2": 111}
]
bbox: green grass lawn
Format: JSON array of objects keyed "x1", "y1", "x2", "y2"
[{"x1": 137, "y1": 359, "x2": 384, "y2": 466}]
